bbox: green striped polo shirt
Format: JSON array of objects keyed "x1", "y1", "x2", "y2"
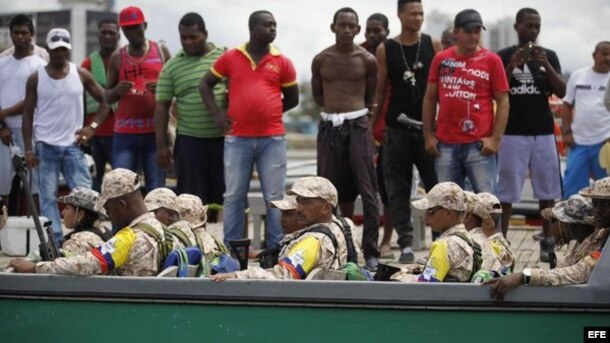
[{"x1": 156, "y1": 43, "x2": 227, "y2": 138}]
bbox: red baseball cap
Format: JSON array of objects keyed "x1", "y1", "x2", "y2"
[{"x1": 119, "y1": 6, "x2": 146, "y2": 27}]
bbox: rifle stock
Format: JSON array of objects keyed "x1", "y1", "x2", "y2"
[{"x1": 10, "y1": 145, "x2": 59, "y2": 261}]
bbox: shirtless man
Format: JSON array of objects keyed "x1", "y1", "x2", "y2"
[{"x1": 311, "y1": 7, "x2": 380, "y2": 269}]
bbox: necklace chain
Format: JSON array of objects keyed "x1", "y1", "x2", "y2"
[
  {"x1": 399, "y1": 37, "x2": 421, "y2": 86},
  {"x1": 127, "y1": 40, "x2": 150, "y2": 64}
]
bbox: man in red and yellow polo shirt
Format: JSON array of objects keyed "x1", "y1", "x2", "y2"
[{"x1": 199, "y1": 10, "x2": 299, "y2": 249}]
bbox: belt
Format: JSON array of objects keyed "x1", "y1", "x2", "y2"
[
  {"x1": 321, "y1": 108, "x2": 368, "y2": 127},
  {"x1": 392, "y1": 123, "x2": 422, "y2": 132}
]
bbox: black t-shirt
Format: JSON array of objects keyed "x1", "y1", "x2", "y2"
[
  {"x1": 497, "y1": 45, "x2": 562, "y2": 135},
  {"x1": 385, "y1": 34, "x2": 435, "y2": 127}
]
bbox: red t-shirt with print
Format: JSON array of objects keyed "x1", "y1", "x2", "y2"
[{"x1": 428, "y1": 47, "x2": 509, "y2": 144}]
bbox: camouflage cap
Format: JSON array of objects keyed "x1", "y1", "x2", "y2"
[
  {"x1": 58, "y1": 187, "x2": 102, "y2": 213},
  {"x1": 270, "y1": 195, "x2": 297, "y2": 210},
  {"x1": 94, "y1": 168, "x2": 142, "y2": 212},
  {"x1": 541, "y1": 206, "x2": 557, "y2": 221},
  {"x1": 477, "y1": 192, "x2": 502, "y2": 214},
  {"x1": 287, "y1": 176, "x2": 338, "y2": 207},
  {"x1": 144, "y1": 187, "x2": 180, "y2": 214},
  {"x1": 177, "y1": 194, "x2": 208, "y2": 227},
  {"x1": 579, "y1": 177, "x2": 610, "y2": 199},
  {"x1": 551, "y1": 194, "x2": 592, "y2": 224},
  {"x1": 464, "y1": 191, "x2": 495, "y2": 228},
  {"x1": 412, "y1": 182, "x2": 467, "y2": 212}
]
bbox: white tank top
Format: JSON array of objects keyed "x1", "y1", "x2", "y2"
[{"x1": 35, "y1": 62, "x2": 84, "y2": 146}]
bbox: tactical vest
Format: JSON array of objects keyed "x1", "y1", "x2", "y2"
[
  {"x1": 134, "y1": 222, "x2": 174, "y2": 270},
  {"x1": 451, "y1": 232, "x2": 483, "y2": 281},
  {"x1": 257, "y1": 217, "x2": 358, "y2": 269}
]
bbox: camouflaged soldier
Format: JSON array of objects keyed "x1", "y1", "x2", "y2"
[
  {"x1": 212, "y1": 176, "x2": 362, "y2": 281},
  {"x1": 177, "y1": 193, "x2": 227, "y2": 260},
  {"x1": 392, "y1": 182, "x2": 477, "y2": 282},
  {"x1": 541, "y1": 194, "x2": 596, "y2": 268},
  {"x1": 58, "y1": 187, "x2": 110, "y2": 256},
  {"x1": 145, "y1": 188, "x2": 194, "y2": 248},
  {"x1": 9, "y1": 168, "x2": 172, "y2": 276},
  {"x1": 478, "y1": 192, "x2": 514, "y2": 271},
  {"x1": 270, "y1": 195, "x2": 301, "y2": 234},
  {"x1": 463, "y1": 191, "x2": 503, "y2": 275},
  {"x1": 485, "y1": 178, "x2": 610, "y2": 300}
]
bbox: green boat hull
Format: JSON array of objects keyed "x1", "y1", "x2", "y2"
[{"x1": 1, "y1": 298, "x2": 609, "y2": 342}]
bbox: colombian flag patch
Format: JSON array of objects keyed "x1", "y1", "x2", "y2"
[{"x1": 91, "y1": 227, "x2": 136, "y2": 273}]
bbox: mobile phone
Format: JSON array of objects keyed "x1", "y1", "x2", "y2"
[{"x1": 522, "y1": 42, "x2": 535, "y2": 60}]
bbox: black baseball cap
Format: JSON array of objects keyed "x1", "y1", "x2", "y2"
[{"x1": 454, "y1": 9, "x2": 486, "y2": 31}]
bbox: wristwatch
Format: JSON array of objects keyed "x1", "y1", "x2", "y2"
[
  {"x1": 90, "y1": 121, "x2": 99, "y2": 130},
  {"x1": 522, "y1": 268, "x2": 532, "y2": 285}
]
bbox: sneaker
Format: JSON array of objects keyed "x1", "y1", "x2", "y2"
[
  {"x1": 533, "y1": 232, "x2": 544, "y2": 241},
  {"x1": 399, "y1": 248, "x2": 415, "y2": 264},
  {"x1": 365, "y1": 257, "x2": 379, "y2": 271},
  {"x1": 539, "y1": 237, "x2": 556, "y2": 263}
]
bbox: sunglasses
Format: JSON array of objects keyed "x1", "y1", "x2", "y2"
[
  {"x1": 425, "y1": 206, "x2": 444, "y2": 216},
  {"x1": 50, "y1": 35, "x2": 70, "y2": 43}
]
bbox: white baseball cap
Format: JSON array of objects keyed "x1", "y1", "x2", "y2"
[{"x1": 46, "y1": 28, "x2": 72, "y2": 50}]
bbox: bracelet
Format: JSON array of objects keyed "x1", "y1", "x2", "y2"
[
  {"x1": 562, "y1": 130, "x2": 572, "y2": 135},
  {"x1": 25, "y1": 150, "x2": 34, "y2": 155},
  {"x1": 370, "y1": 103, "x2": 379, "y2": 108}
]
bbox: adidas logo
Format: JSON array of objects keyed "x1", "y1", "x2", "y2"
[{"x1": 510, "y1": 83, "x2": 541, "y2": 95}]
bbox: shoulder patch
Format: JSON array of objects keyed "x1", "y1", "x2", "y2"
[
  {"x1": 278, "y1": 236, "x2": 321, "y2": 279},
  {"x1": 419, "y1": 239, "x2": 450, "y2": 282},
  {"x1": 91, "y1": 227, "x2": 136, "y2": 272}
]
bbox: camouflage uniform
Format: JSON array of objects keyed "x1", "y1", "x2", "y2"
[
  {"x1": 144, "y1": 187, "x2": 181, "y2": 215},
  {"x1": 394, "y1": 182, "x2": 474, "y2": 282},
  {"x1": 235, "y1": 176, "x2": 362, "y2": 280},
  {"x1": 168, "y1": 220, "x2": 197, "y2": 247},
  {"x1": 478, "y1": 192, "x2": 515, "y2": 270},
  {"x1": 464, "y1": 191, "x2": 502, "y2": 272},
  {"x1": 541, "y1": 194, "x2": 595, "y2": 268},
  {"x1": 392, "y1": 224, "x2": 475, "y2": 282},
  {"x1": 58, "y1": 187, "x2": 103, "y2": 214},
  {"x1": 529, "y1": 231, "x2": 607, "y2": 286},
  {"x1": 57, "y1": 187, "x2": 107, "y2": 256},
  {"x1": 526, "y1": 176, "x2": 610, "y2": 286},
  {"x1": 270, "y1": 195, "x2": 297, "y2": 210},
  {"x1": 61, "y1": 231, "x2": 105, "y2": 256},
  {"x1": 470, "y1": 228, "x2": 502, "y2": 273},
  {"x1": 489, "y1": 233, "x2": 515, "y2": 270},
  {"x1": 36, "y1": 169, "x2": 169, "y2": 276},
  {"x1": 176, "y1": 193, "x2": 226, "y2": 260},
  {"x1": 36, "y1": 212, "x2": 164, "y2": 276}
]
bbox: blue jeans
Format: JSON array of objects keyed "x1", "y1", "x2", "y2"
[
  {"x1": 112, "y1": 133, "x2": 165, "y2": 192},
  {"x1": 223, "y1": 135, "x2": 286, "y2": 248},
  {"x1": 563, "y1": 142, "x2": 607, "y2": 198},
  {"x1": 90, "y1": 135, "x2": 113, "y2": 192},
  {"x1": 35, "y1": 142, "x2": 92, "y2": 243},
  {"x1": 435, "y1": 142, "x2": 497, "y2": 193}
]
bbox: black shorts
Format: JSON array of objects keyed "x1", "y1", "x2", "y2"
[{"x1": 174, "y1": 135, "x2": 224, "y2": 205}]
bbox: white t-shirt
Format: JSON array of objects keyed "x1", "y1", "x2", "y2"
[
  {"x1": 0, "y1": 54, "x2": 47, "y2": 129},
  {"x1": 0, "y1": 44, "x2": 49, "y2": 62},
  {"x1": 35, "y1": 62, "x2": 84, "y2": 146},
  {"x1": 563, "y1": 67, "x2": 610, "y2": 145}
]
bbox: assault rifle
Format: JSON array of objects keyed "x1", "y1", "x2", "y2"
[{"x1": 10, "y1": 143, "x2": 59, "y2": 261}]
